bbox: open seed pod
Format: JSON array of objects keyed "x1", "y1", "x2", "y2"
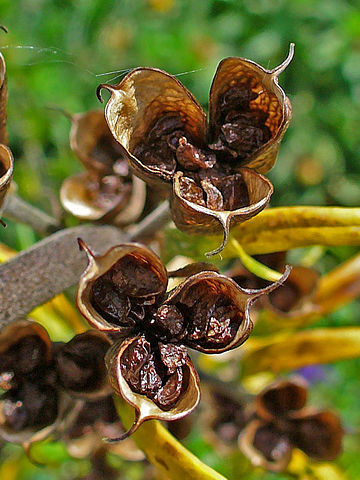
[
  {"x1": 0, "y1": 52, "x2": 8, "y2": 146},
  {"x1": 288, "y1": 408, "x2": 343, "y2": 461},
  {"x1": 255, "y1": 378, "x2": 308, "y2": 423},
  {"x1": 55, "y1": 331, "x2": 112, "y2": 400},
  {"x1": 60, "y1": 109, "x2": 146, "y2": 225},
  {"x1": 0, "y1": 143, "x2": 13, "y2": 213},
  {"x1": 0, "y1": 320, "x2": 52, "y2": 389},
  {"x1": 165, "y1": 267, "x2": 291, "y2": 354},
  {"x1": 208, "y1": 45, "x2": 294, "y2": 174},
  {"x1": 77, "y1": 241, "x2": 168, "y2": 334},
  {"x1": 98, "y1": 46, "x2": 293, "y2": 253},
  {"x1": 239, "y1": 419, "x2": 293, "y2": 472},
  {"x1": 105, "y1": 335, "x2": 201, "y2": 440},
  {"x1": 98, "y1": 68, "x2": 207, "y2": 187},
  {"x1": 171, "y1": 168, "x2": 273, "y2": 256}
]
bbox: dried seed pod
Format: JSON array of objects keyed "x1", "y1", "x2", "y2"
[
  {"x1": 60, "y1": 110, "x2": 146, "y2": 226},
  {"x1": 55, "y1": 331, "x2": 112, "y2": 399},
  {"x1": 288, "y1": 409, "x2": 343, "y2": 461},
  {"x1": 255, "y1": 378, "x2": 308, "y2": 423},
  {"x1": 208, "y1": 44, "x2": 294, "y2": 173},
  {"x1": 239, "y1": 419, "x2": 293, "y2": 472},
  {"x1": 105, "y1": 336, "x2": 200, "y2": 440},
  {"x1": 98, "y1": 68, "x2": 207, "y2": 187},
  {"x1": 239, "y1": 378, "x2": 343, "y2": 471},
  {"x1": 0, "y1": 144, "x2": 13, "y2": 213},
  {"x1": 165, "y1": 268, "x2": 291, "y2": 354},
  {"x1": 0, "y1": 320, "x2": 52, "y2": 388},
  {"x1": 0, "y1": 387, "x2": 74, "y2": 447},
  {"x1": 98, "y1": 47, "x2": 293, "y2": 253},
  {"x1": 171, "y1": 168, "x2": 273, "y2": 256},
  {"x1": 77, "y1": 241, "x2": 168, "y2": 334},
  {"x1": 265, "y1": 266, "x2": 319, "y2": 316},
  {"x1": 0, "y1": 52, "x2": 8, "y2": 146}
]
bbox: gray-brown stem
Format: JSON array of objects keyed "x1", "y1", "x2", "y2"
[{"x1": 0, "y1": 202, "x2": 171, "y2": 327}]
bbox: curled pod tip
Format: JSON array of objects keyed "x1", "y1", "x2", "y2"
[
  {"x1": 171, "y1": 168, "x2": 273, "y2": 257},
  {"x1": 0, "y1": 144, "x2": 13, "y2": 212},
  {"x1": 105, "y1": 336, "x2": 201, "y2": 441},
  {"x1": 77, "y1": 241, "x2": 168, "y2": 333}
]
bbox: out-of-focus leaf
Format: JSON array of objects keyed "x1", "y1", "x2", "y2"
[
  {"x1": 242, "y1": 327, "x2": 360, "y2": 376},
  {"x1": 114, "y1": 397, "x2": 227, "y2": 480},
  {"x1": 164, "y1": 207, "x2": 360, "y2": 261}
]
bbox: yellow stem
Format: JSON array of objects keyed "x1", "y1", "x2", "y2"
[{"x1": 230, "y1": 238, "x2": 282, "y2": 282}]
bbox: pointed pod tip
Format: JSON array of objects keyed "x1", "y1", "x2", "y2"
[
  {"x1": 103, "y1": 413, "x2": 142, "y2": 442},
  {"x1": 77, "y1": 237, "x2": 95, "y2": 260},
  {"x1": 205, "y1": 216, "x2": 230, "y2": 257},
  {"x1": 0, "y1": 218, "x2": 6, "y2": 228},
  {"x1": 0, "y1": 25, "x2": 8, "y2": 34},
  {"x1": 271, "y1": 43, "x2": 295, "y2": 77}
]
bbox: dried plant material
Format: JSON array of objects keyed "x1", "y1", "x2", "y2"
[
  {"x1": 0, "y1": 320, "x2": 72, "y2": 447},
  {"x1": 0, "y1": 52, "x2": 8, "y2": 146},
  {"x1": 239, "y1": 378, "x2": 343, "y2": 471},
  {"x1": 0, "y1": 144, "x2": 13, "y2": 213},
  {"x1": 229, "y1": 253, "x2": 319, "y2": 317},
  {"x1": 172, "y1": 168, "x2": 273, "y2": 256},
  {"x1": 77, "y1": 241, "x2": 290, "y2": 438},
  {"x1": 60, "y1": 110, "x2": 146, "y2": 226},
  {"x1": 64, "y1": 395, "x2": 144, "y2": 461},
  {"x1": 98, "y1": 46, "x2": 293, "y2": 254},
  {"x1": 54, "y1": 331, "x2": 112, "y2": 399},
  {"x1": 106, "y1": 336, "x2": 200, "y2": 439}
]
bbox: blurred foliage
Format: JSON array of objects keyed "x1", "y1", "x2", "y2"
[{"x1": 0, "y1": 0, "x2": 360, "y2": 478}]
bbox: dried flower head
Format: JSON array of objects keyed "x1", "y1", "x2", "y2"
[
  {"x1": 98, "y1": 45, "x2": 294, "y2": 254},
  {"x1": 239, "y1": 378, "x2": 343, "y2": 471},
  {"x1": 77, "y1": 240, "x2": 290, "y2": 438}
]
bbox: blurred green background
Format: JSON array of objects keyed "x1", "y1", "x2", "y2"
[{"x1": 0, "y1": 0, "x2": 359, "y2": 478}]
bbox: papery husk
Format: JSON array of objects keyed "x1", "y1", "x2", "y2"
[
  {"x1": 264, "y1": 266, "x2": 320, "y2": 317},
  {"x1": 98, "y1": 68, "x2": 207, "y2": 187},
  {"x1": 165, "y1": 267, "x2": 291, "y2": 354},
  {"x1": 171, "y1": 168, "x2": 273, "y2": 256},
  {"x1": 55, "y1": 330, "x2": 112, "y2": 400},
  {"x1": 238, "y1": 419, "x2": 293, "y2": 472},
  {"x1": 69, "y1": 110, "x2": 123, "y2": 173},
  {"x1": 0, "y1": 53, "x2": 8, "y2": 146},
  {"x1": 0, "y1": 319, "x2": 52, "y2": 362},
  {"x1": 77, "y1": 241, "x2": 168, "y2": 334},
  {"x1": 60, "y1": 171, "x2": 146, "y2": 225},
  {"x1": 209, "y1": 44, "x2": 294, "y2": 174},
  {"x1": 105, "y1": 336, "x2": 201, "y2": 440},
  {"x1": 255, "y1": 378, "x2": 308, "y2": 423},
  {"x1": 0, "y1": 144, "x2": 13, "y2": 212},
  {"x1": 288, "y1": 408, "x2": 343, "y2": 461}
]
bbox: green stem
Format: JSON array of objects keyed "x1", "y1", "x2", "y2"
[{"x1": 230, "y1": 238, "x2": 282, "y2": 282}]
